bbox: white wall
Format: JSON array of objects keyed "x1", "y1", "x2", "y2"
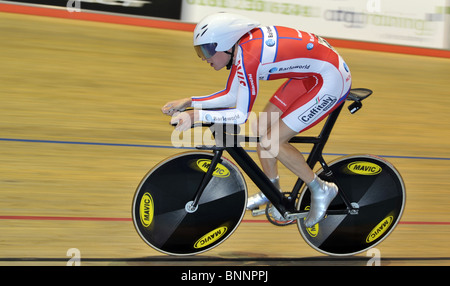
[{"x1": 181, "y1": 0, "x2": 450, "y2": 49}]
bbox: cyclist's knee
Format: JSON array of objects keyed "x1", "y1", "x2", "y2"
[
  {"x1": 250, "y1": 118, "x2": 260, "y2": 137},
  {"x1": 259, "y1": 135, "x2": 270, "y2": 150},
  {"x1": 259, "y1": 133, "x2": 283, "y2": 158}
]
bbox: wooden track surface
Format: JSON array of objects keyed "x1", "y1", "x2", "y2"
[{"x1": 0, "y1": 12, "x2": 449, "y2": 266}]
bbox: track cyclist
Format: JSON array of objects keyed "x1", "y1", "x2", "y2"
[{"x1": 161, "y1": 12, "x2": 352, "y2": 227}]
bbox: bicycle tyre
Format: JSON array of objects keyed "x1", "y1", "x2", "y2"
[
  {"x1": 132, "y1": 151, "x2": 247, "y2": 256},
  {"x1": 297, "y1": 154, "x2": 406, "y2": 256}
]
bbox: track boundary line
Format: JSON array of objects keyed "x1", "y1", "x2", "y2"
[
  {"x1": 0, "y1": 256, "x2": 449, "y2": 262},
  {"x1": 1, "y1": 137, "x2": 449, "y2": 161},
  {"x1": 0, "y1": 215, "x2": 449, "y2": 226}
]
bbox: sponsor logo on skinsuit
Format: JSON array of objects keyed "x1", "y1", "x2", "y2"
[{"x1": 299, "y1": 94, "x2": 337, "y2": 123}]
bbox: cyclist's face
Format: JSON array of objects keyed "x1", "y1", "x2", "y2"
[{"x1": 204, "y1": 51, "x2": 231, "y2": 71}]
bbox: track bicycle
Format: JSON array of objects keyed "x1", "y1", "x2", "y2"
[{"x1": 132, "y1": 88, "x2": 406, "y2": 256}]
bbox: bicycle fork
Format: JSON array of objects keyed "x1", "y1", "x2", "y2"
[{"x1": 185, "y1": 148, "x2": 224, "y2": 213}]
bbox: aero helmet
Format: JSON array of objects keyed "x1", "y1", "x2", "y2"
[{"x1": 193, "y1": 12, "x2": 260, "y2": 60}]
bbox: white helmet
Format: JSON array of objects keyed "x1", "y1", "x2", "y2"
[{"x1": 193, "y1": 12, "x2": 260, "y2": 59}]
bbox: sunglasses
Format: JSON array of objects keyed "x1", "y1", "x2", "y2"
[{"x1": 194, "y1": 43, "x2": 218, "y2": 59}]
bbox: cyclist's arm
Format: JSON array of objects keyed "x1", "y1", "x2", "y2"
[
  {"x1": 190, "y1": 49, "x2": 259, "y2": 125},
  {"x1": 191, "y1": 64, "x2": 239, "y2": 109}
]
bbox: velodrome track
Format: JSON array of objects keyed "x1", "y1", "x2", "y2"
[{"x1": 0, "y1": 8, "x2": 449, "y2": 266}]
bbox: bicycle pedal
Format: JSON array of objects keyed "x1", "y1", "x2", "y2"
[{"x1": 251, "y1": 209, "x2": 266, "y2": 216}]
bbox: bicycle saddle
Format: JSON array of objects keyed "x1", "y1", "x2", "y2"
[
  {"x1": 346, "y1": 88, "x2": 372, "y2": 114},
  {"x1": 347, "y1": 88, "x2": 373, "y2": 102}
]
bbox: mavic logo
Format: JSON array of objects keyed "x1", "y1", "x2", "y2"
[{"x1": 194, "y1": 226, "x2": 228, "y2": 249}]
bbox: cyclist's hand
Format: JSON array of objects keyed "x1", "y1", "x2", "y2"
[
  {"x1": 170, "y1": 110, "x2": 196, "y2": 131},
  {"x1": 162, "y1": 98, "x2": 192, "y2": 116}
]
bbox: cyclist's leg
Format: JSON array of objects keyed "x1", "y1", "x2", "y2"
[
  {"x1": 246, "y1": 102, "x2": 281, "y2": 210},
  {"x1": 259, "y1": 76, "x2": 348, "y2": 225},
  {"x1": 260, "y1": 107, "x2": 340, "y2": 227},
  {"x1": 247, "y1": 78, "x2": 318, "y2": 210},
  {"x1": 278, "y1": 72, "x2": 350, "y2": 226},
  {"x1": 258, "y1": 117, "x2": 320, "y2": 221},
  {"x1": 253, "y1": 102, "x2": 281, "y2": 183},
  {"x1": 260, "y1": 118, "x2": 315, "y2": 185},
  {"x1": 259, "y1": 77, "x2": 319, "y2": 183},
  {"x1": 247, "y1": 78, "x2": 309, "y2": 210}
]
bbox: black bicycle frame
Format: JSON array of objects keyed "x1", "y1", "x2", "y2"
[{"x1": 191, "y1": 102, "x2": 356, "y2": 218}]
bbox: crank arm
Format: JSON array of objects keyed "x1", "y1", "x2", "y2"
[{"x1": 284, "y1": 211, "x2": 308, "y2": 220}]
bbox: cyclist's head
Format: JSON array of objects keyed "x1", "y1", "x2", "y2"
[{"x1": 193, "y1": 12, "x2": 260, "y2": 60}]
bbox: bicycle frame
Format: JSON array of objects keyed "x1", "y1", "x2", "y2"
[
  {"x1": 134, "y1": 88, "x2": 407, "y2": 256},
  {"x1": 189, "y1": 93, "x2": 368, "y2": 220}
]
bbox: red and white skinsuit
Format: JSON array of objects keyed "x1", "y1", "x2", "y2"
[{"x1": 191, "y1": 26, "x2": 352, "y2": 133}]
